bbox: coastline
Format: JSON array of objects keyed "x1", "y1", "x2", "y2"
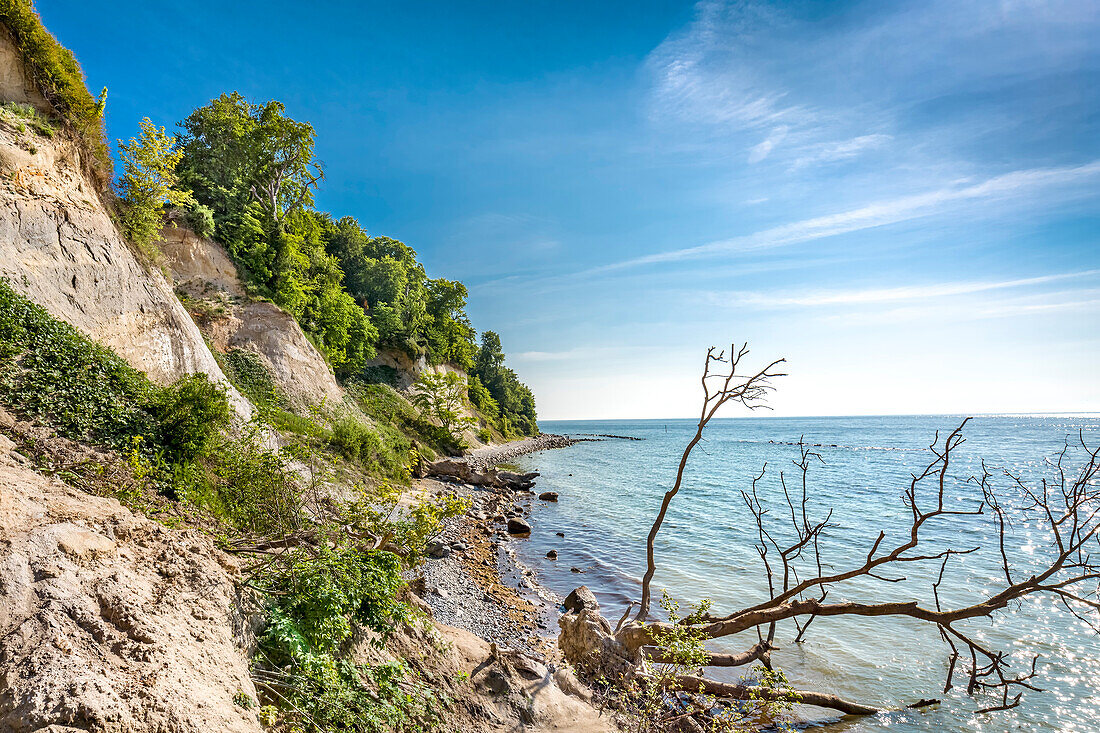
[
  {"x1": 461, "y1": 433, "x2": 577, "y2": 472},
  {"x1": 415, "y1": 434, "x2": 577, "y2": 658}
]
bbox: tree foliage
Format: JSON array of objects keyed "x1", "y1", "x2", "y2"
[
  {"x1": 117, "y1": 117, "x2": 194, "y2": 254},
  {"x1": 471, "y1": 331, "x2": 537, "y2": 437},
  {"x1": 171, "y1": 92, "x2": 537, "y2": 433},
  {"x1": 411, "y1": 371, "x2": 474, "y2": 440}
]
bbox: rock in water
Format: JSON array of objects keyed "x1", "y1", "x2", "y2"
[
  {"x1": 546, "y1": 549, "x2": 558, "y2": 559},
  {"x1": 538, "y1": 491, "x2": 559, "y2": 501},
  {"x1": 563, "y1": 586, "x2": 599, "y2": 613},
  {"x1": 507, "y1": 517, "x2": 532, "y2": 534}
]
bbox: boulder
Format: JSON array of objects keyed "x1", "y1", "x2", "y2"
[
  {"x1": 538, "y1": 491, "x2": 559, "y2": 501},
  {"x1": 427, "y1": 541, "x2": 452, "y2": 559},
  {"x1": 563, "y1": 586, "x2": 599, "y2": 614},
  {"x1": 545, "y1": 550, "x2": 558, "y2": 560},
  {"x1": 506, "y1": 517, "x2": 532, "y2": 535}
]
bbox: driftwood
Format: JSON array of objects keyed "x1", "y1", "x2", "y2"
[{"x1": 427, "y1": 458, "x2": 539, "y2": 490}]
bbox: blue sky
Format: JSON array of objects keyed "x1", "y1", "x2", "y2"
[{"x1": 45, "y1": 0, "x2": 1099, "y2": 418}]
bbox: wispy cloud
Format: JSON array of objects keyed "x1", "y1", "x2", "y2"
[
  {"x1": 647, "y1": 2, "x2": 803, "y2": 130},
  {"x1": 791, "y1": 134, "x2": 892, "y2": 169},
  {"x1": 820, "y1": 291, "x2": 1100, "y2": 327},
  {"x1": 747, "y1": 125, "x2": 789, "y2": 163},
  {"x1": 513, "y1": 345, "x2": 663, "y2": 363},
  {"x1": 583, "y1": 160, "x2": 1100, "y2": 274},
  {"x1": 707, "y1": 270, "x2": 1100, "y2": 309},
  {"x1": 644, "y1": 0, "x2": 1100, "y2": 171}
]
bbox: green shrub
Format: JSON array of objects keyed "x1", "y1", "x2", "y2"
[
  {"x1": 410, "y1": 371, "x2": 474, "y2": 440},
  {"x1": 186, "y1": 201, "x2": 215, "y2": 238},
  {"x1": 263, "y1": 543, "x2": 408, "y2": 654},
  {"x1": 329, "y1": 412, "x2": 371, "y2": 460},
  {"x1": 203, "y1": 427, "x2": 302, "y2": 535},
  {"x1": 347, "y1": 380, "x2": 461, "y2": 458},
  {"x1": 477, "y1": 427, "x2": 491, "y2": 444},
  {"x1": 0, "y1": 278, "x2": 156, "y2": 444},
  {"x1": 151, "y1": 374, "x2": 230, "y2": 464},
  {"x1": 221, "y1": 348, "x2": 284, "y2": 410},
  {"x1": 0, "y1": 101, "x2": 54, "y2": 136},
  {"x1": 0, "y1": 279, "x2": 233, "y2": 468},
  {"x1": 253, "y1": 506, "x2": 463, "y2": 732}
]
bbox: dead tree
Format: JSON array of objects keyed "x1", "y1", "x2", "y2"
[
  {"x1": 634, "y1": 344, "x2": 786, "y2": 623},
  {"x1": 605, "y1": 344, "x2": 1100, "y2": 717}
]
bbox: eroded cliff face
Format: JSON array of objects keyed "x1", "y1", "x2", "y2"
[
  {"x1": 0, "y1": 412, "x2": 263, "y2": 733},
  {"x1": 0, "y1": 27, "x2": 50, "y2": 114},
  {"x1": 160, "y1": 225, "x2": 348, "y2": 410},
  {"x1": 0, "y1": 102, "x2": 250, "y2": 418}
]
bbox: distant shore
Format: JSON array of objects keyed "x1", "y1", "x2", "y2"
[{"x1": 461, "y1": 433, "x2": 576, "y2": 472}]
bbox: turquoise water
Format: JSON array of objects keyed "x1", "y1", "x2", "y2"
[{"x1": 508, "y1": 415, "x2": 1100, "y2": 732}]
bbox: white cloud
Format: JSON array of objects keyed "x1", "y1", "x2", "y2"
[
  {"x1": 820, "y1": 291, "x2": 1100, "y2": 327},
  {"x1": 585, "y1": 160, "x2": 1100, "y2": 273},
  {"x1": 748, "y1": 125, "x2": 788, "y2": 163},
  {"x1": 647, "y1": 3, "x2": 799, "y2": 129},
  {"x1": 791, "y1": 134, "x2": 892, "y2": 168},
  {"x1": 643, "y1": 0, "x2": 1100, "y2": 173},
  {"x1": 714, "y1": 270, "x2": 1100, "y2": 308}
]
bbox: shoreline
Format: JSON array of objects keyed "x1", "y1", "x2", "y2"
[
  {"x1": 461, "y1": 432, "x2": 577, "y2": 472},
  {"x1": 416, "y1": 434, "x2": 578, "y2": 658}
]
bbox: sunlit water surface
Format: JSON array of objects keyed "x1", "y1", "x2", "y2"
[{"x1": 507, "y1": 415, "x2": 1100, "y2": 732}]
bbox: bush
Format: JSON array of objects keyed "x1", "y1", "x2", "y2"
[
  {"x1": 347, "y1": 380, "x2": 461, "y2": 458},
  {"x1": 221, "y1": 348, "x2": 284, "y2": 410},
  {"x1": 252, "y1": 495, "x2": 466, "y2": 732},
  {"x1": 329, "y1": 412, "x2": 372, "y2": 460},
  {"x1": 0, "y1": 101, "x2": 54, "y2": 136},
  {"x1": 410, "y1": 371, "x2": 474, "y2": 440},
  {"x1": 0, "y1": 278, "x2": 156, "y2": 444},
  {"x1": 186, "y1": 201, "x2": 215, "y2": 238},
  {"x1": 151, "y1": 374, "x2": 230, "y2": 464},
  {"x1": 262, "y1": 543, "x2": 408, "y2": 654},
  {"x1": 204, "y1": 427, "x2": 302, "y2": 535}
]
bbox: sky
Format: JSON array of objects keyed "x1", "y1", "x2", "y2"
[{"x1": 42, "y1": 0, "x2": 1100, "y2": 419}]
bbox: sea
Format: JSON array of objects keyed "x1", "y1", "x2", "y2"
[{"x1": 505, "y1": 414, "x2": 1100, "y2": 732}]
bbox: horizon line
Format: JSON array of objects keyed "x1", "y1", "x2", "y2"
[{"x1": 539, "y1": 411, "x2": 1100, "y2": 422}]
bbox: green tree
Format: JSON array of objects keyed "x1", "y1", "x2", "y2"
[
  {"x1": 322, "y1": 219, "x2": 431, "y2": 358},
  {"x1": 424, "y1": 278, "x2": 476, "y2": 369},
  {"x1": 466, "y1": 374, "x2": 499, "y2": 423},
  {"x1": 411, "y1": 371, "x2": 474, "y2": 440},
  {"x1": 117, "y1": 117, "x2": 194, "y2": 253},
  {"x1": 175, "y1": 98, "x2": 376, "y2": 368},
  {"x1": 176, "y1": 92, "x2": 322, "y2": 291},
  {"x1": 471, "y1": 332, "x2": 538, "y2": 437}
]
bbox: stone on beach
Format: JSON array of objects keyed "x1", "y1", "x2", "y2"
[
  {"x1": 507, "y1": 517, "x2": 532, "y2": 534},
  {"x1": 563, "y1": 586, "x2": 599, "y2": 613}
]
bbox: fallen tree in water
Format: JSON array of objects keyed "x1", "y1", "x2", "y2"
[{"x1": 559, "y1": 342, "x2": 1100, "y2": 729}]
